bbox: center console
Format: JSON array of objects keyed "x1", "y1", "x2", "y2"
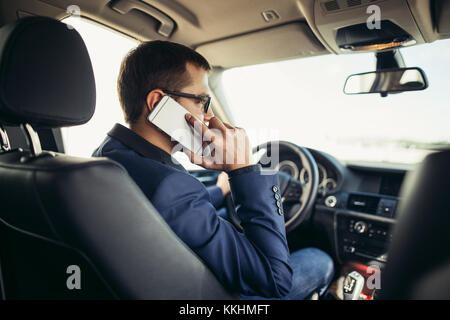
[
  {"x1": 332, "y1": 202, "x2": 396, "y2": 300},
  {"x1": 331, "y1": 190, "x2": 398, "y2": 264},
  {"x1": 337, "y1": 213, "x2": 394, "y2": 263}
]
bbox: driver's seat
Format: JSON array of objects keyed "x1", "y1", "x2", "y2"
[{"x1": 0, "y1": 16, "x2": 235, "y2": 299}]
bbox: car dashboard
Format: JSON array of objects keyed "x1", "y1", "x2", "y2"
[{"x1": 309, "y1": 149, "x2": 405, "y2": 267}]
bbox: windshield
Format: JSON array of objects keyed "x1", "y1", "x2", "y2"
[{"x1": 222, "y1": 39, "x2": 450, "y2": 166}]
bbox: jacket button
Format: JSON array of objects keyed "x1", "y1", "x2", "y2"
[
  {"x1": 272, "y1": 186, "x2": 278, "y2": 193},
  {"x1": 274, "y1": 193, "x2": 280, "y2": 200},
  {"x1": 276, "y1": 200, "x2": 281, "y2": 208},
  {"x1": 278, "y1": 208, "x2": 283, "y2": 215}
]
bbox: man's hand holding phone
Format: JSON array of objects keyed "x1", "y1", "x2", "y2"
[{"x1": 184, "y1": 114, "x2": 254, "y2": 172}]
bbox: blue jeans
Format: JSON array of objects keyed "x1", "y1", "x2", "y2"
[{"x1": 241, "y1": 247, "x2": 335, "y2": 300}]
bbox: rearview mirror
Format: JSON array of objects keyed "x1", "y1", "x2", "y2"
[{"x1": 343, "y1": 67, "x2": 428, "y2": 95}]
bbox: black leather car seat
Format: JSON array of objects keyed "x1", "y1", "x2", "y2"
[
  {"x1": 381, "y1": 150, "x2": 450, "y2": 299},
  {"x1": 0, "y1": 16, "x2": 236, "y2": 300}
]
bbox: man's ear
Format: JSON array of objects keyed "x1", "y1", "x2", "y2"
[{"x1": 145, "y1": 89, "x2": 164, "y2": 113}]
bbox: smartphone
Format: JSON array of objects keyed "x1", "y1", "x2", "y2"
[{"x1": 147, "y1": 95, "x2": 204, "y2": 155}]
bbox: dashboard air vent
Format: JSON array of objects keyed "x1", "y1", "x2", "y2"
[{"x1": 347, "y1": 194, "x2": 380, "y2": 214}]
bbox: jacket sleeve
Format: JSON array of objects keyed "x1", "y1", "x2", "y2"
[
  {"x1": 150, "y1": 169, "x2": 293, "y2": 298},
  {"x1": 205, "y1": 185, "x2": 224, "y2": 208}
]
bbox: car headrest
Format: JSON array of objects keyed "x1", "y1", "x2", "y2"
[{"x1": 0, "y1": 16, "x2": 95, "y2": 127}]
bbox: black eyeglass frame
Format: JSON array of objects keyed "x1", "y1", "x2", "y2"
[{"x1": 162, "y1": 89, "x2": 211, "y2": 114}]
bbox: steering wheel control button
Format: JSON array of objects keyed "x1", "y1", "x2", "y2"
[
  {"x1": 325, "y1": 195, "x2": 337, "y2": 208},
  {"x1": 278, "y1": 208, "x2": 283, "y2": 216},
  {"x1": 272, "y1": 185, "x2": 279, "y2": 193}
]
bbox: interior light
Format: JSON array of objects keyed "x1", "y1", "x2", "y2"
[{"x1": 340, "y1": 39, "x2": 416, "y2": 52}]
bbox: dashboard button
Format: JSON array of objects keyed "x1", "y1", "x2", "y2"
[{"x1": 325, "y1": 195, "x2": 337, "y2": 208}]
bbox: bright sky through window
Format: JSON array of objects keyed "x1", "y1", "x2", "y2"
[
  {"x1": 61, "y1": 17, "x2": 137, "y2": 157},
  {"x1": 222, "y1": 39, "x2": 450, "y2": 165}
]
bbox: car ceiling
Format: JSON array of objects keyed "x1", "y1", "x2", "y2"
[{"x1": 0, "y1": 0, "x2": 449, "y2": 68}]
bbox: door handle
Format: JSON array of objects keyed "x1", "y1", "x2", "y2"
[{"x1": 110, "y1": 0, "x2": 175, "y2": 37}]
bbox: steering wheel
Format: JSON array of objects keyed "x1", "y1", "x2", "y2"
[{"x1": 225, "y1": 141, "x2": 319, "y2": 233}]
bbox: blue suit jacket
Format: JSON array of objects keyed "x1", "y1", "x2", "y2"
[
  {"x1": 93, "y1": 124, "x2": 292, "y2": 297},
  {"x1": 205, "y1": 184, "x2": 224, "y2": 209}
]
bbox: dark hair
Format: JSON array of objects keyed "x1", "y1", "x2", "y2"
[{"x1": 117, "y1": 40, "x2": 211, "y2": 124}]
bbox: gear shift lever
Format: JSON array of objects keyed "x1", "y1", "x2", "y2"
[{"x1": 343, "y1": 271, "x2": 365, "y2": 300}]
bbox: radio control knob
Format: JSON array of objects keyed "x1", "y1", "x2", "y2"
[{"x1": 354, "y1": 221, "x2": 367, "y2": 234}]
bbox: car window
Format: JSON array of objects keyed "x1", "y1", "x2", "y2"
[
  {"x1": 60, "y1": 17, "x2": 137, "y2": 157},
  {"x1": 60, "y1": 17, "x2": 201, "y2": 170},
  {"x1": 221, "y1": 39, "x2": 450, "y2": 166}
]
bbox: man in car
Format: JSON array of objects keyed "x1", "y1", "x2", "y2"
[{"x1": 93, "y1": 40, "x2": 334, "y2": 299}]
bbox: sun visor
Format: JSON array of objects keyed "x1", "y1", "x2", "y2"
[{"x1": 196, "y1": 22, "x2": 327, "y2": 68}]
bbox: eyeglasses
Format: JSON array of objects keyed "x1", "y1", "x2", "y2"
[{"x1": 162, "y1": 89, "x2": 211, "y2": 114}]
